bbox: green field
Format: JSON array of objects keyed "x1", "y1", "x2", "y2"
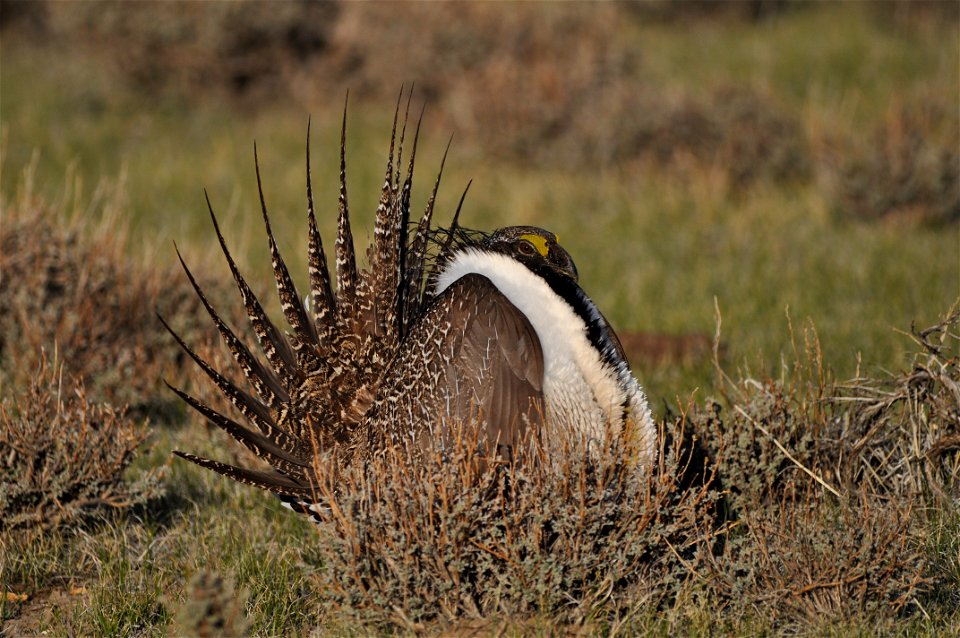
[{"x1": 2, "y1": 2, "x2": 958, "y2": 635}]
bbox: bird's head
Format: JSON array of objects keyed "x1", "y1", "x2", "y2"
[{"x1": 480, "y1": 226, "x2": 579, "y2": 283}]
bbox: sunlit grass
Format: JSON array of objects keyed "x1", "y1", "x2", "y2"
[
  {"x1": 634, "y1": 4, "x2": 958, "y2": 115},
  {"x1": 2, "y1": 3, "x2": 958, "y2": 635}
]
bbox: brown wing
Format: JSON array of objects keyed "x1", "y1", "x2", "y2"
[{"x1": 361, "y1": 273, "x2": 545, "y2": 460}]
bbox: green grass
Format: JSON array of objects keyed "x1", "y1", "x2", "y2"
[
  {"x1": 636, "y1": 4, "x2": 957, "y2": 108},
  {"x1": 3, "y1": 428, "x2": 324, "y2": 635},
  {"x1": 1, "y1": 3, "x2": 958, "y2": 635}
]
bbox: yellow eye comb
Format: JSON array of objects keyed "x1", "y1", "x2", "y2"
[{"x1": 520, "y1": 233, "x2": 550, "y2": 257}]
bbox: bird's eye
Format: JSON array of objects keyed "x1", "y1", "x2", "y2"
[{"x1": 517, "y1": 240, "x2": 537, "y2": 256}]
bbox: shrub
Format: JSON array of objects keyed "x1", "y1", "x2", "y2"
[
  {"x1": 683, "y1": 305, "x2": 960, "y2": 626},
  {"x1": 37, "y1": 0, "x2": 339, "y2": 103},
  {"x1": 0, "y1": 190, "x2": 228, "y2": 419},
  {"x1": 697, "y1": 304, "x2": 959, "y2": 510},
  {"x1": 827, "y1": 102, "x2": 960, "y2": 226},
  {"x1": 282, "y1": 306, "x2": 960, "y2": 631},
  {"x1": 11, "y1": 2, "x2": 814, "y2": 184},
  {"x1": 310, "y1": 420, "x2": 718, "y2": 630},
  {"x1": 0, "y1": 356, "x2": 160, "y2": 531},
  {"x1": 336, "y1": 6, "x2": 811, "y2": 184},
  {"x1": 829, "y1": 303, "x2": 960, "y2": 501},
  {"x1": 551, "y1": 84, "x2": 811, "y2": 187},
  {"x1": 706, "y1": 487, "x2": 927, "y2": 627}
]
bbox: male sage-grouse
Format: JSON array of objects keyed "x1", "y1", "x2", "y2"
[{"x1": 163, "y1": 100, "x2": 656, "y2": 518}]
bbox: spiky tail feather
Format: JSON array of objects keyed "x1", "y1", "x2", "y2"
[{"x1": 166, "y1": 89, "x2": 462, "y2": 503}]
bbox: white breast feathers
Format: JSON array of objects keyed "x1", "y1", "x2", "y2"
[{"x1": 434, "y1": 248, "x2": 642, "y2": 450}]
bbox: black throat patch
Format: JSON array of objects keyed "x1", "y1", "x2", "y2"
[{"x1": 525, "y1": 261, "x2": 625, "y2": 372}]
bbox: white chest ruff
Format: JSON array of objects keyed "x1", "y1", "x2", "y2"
[{"x1": 435, "y1": 249, "x2": 629, "y2": 444}]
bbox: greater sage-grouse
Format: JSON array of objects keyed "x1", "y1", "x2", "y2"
[{"x1": 164, "y1": 103, "x2": 656, "y2": 516}]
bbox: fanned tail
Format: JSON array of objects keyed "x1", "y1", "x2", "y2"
[
  {"x1": 403, "y1": 135, "x2": 452, "y2": 333},
  {"x1": 355, "y1": 88, "x2": 402, "y2": 350},
  {"x1": 394, "y1": 103, "x2": 423, "y2": 340},
  {"x1": 173, "y1": 452, "x2": 317, "y2": 498},
  {"x1": 205, "y1": 192, "x2": 301, "y2": 392},
  {"x1": 424, "y1": 179, "x2": 472, "y2": 299},
  {"x1": 158, "y1": 313, "x2": 280, "y2": 440},
  {"x1": 172, "y1": 244, "x2": 288, "y2": 409},
  {"x1": 168, "y1": 93, "x2": 463, "y2": 519},
  {"x1": 166, "y1": 382, "x2": 308, "y2": 473}
]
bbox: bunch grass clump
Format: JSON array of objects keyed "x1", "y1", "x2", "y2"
[
  {"x1": 684, "y1": 304, "x2": 960, "y2": 626},
  {"x1": 0, "y1": 356, "x2": 160, "y2": 531},
  {"x1": 699, "y1": 304, "x2": 959, "y2": 510},
  {"x1": 831, "y1": 305, "x2": 960, "y2": 501}
]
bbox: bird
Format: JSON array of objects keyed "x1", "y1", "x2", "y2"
[{"x1": 161, "y1": 97, "x2": 656, "y2": 522}]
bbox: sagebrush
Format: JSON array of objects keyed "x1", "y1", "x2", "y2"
[
  {"x1": 0, "y1": 190, "x2": 231, "y2": 418},
  {"x1": 0, "y1": 356, "x2": 159, "y2": 531},
  {"x1": 310, "y1": 420, "x2": 718, "y2": 630},
  {"x1": 306, "y1": 305, "x2": 959, "y2": 631}
]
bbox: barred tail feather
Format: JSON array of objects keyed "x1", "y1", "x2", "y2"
[
  {"x1": 394, "y1": 85, "x2": 414, "y2": 192},
  {"x1": 205, "y1": 192, "x2": 302, "y2": 390},
  {"x1": 359, "y1": 90, "x2": 403, "y2": 344},
  {"x1": 404, "y1": 136, "x2": 452, "y2": 332},
  {"x1": 173, "y1": 244, "x2": 288, "y2": 408},
  {"x1": 165, "y1": 382, "x2": 308, "y2": 475},
  {"x1": 157, "y1": 313, "x2": 279, "y2": 436},
  {"x1": 305, "y1": 117, "x2": 337, "y2": 344},
  {"x1": 335, "y1": 96, "x2": 358, "y2": 323},
  {"x1": 394, "y1": 106, "x2": 425, "y2": 337},
  {"x1": 253, "y1": 144, "x2": 320, "y2": 353},
  {"x1": 425, "y1": 179, "x2": 471, "y2": 296},
  {"x1": 172, "y1": 452, "x2": 317, "y2": 498}
]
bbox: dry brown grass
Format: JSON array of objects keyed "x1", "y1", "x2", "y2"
[
  {"x1": 614, "y1": 85, "x2": 810, "y2": 188},
  {"x1": 327, "y1": 6, "x2": 810, "y2": 187},
  {"x1": 0, "y1": 172, "x2": 236, "y2": 534},
  {"x1": 830, "y1": 303, "x2": 960, "y2": 501},
  {"x1": 0, "y1": 184, "x2": 954, "y2": 632}
]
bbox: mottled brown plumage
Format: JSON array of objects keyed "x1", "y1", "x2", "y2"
[{"x1": 164, "y1": 95, "x2": 656, "y2": 521}]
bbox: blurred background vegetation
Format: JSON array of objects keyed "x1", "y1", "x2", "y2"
[
  {"x1": 2, "y1": 0, "x2": 957, "y2": 403},
  {"x1": 1, "y1": 1, "x2": 958, "y2": 635}
]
